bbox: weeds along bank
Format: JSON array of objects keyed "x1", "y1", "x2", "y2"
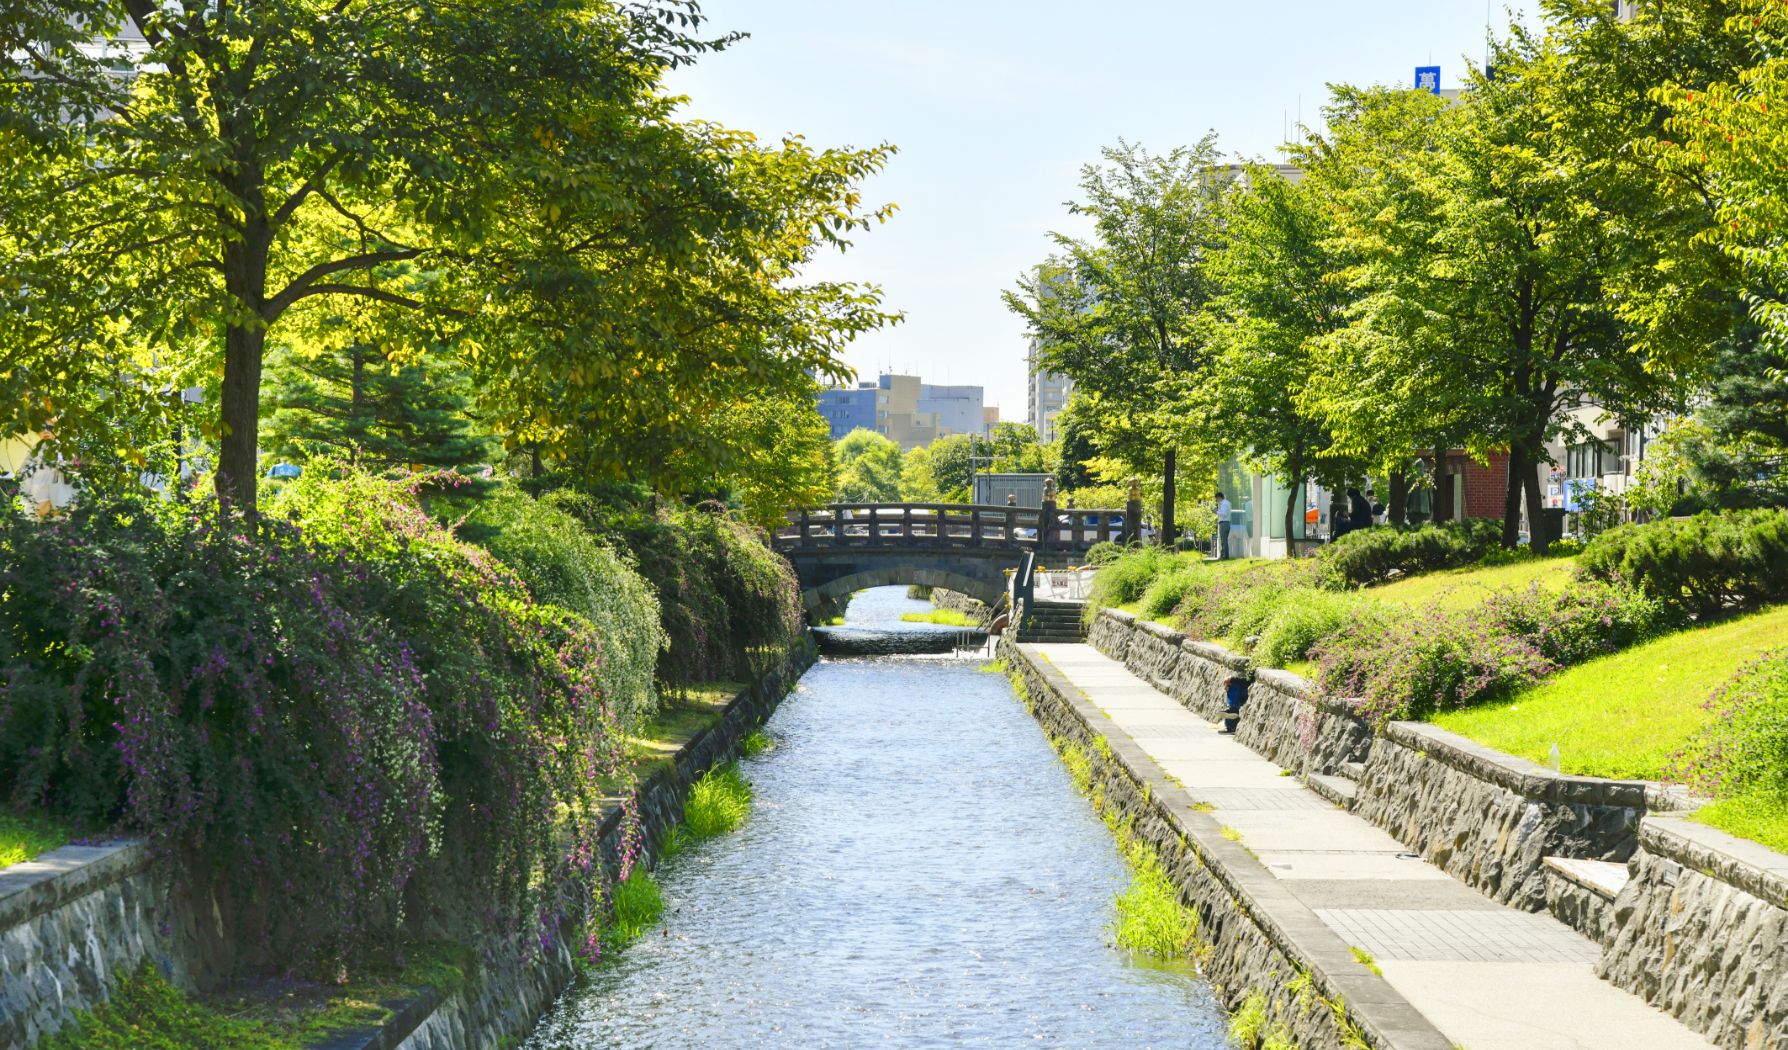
[
  {"x1": 0, "y1": 464, "x2": 808, "y2": 1047},
  {"x1": 1087, "y1": 508, "x2": 1788, "y2": 852}
]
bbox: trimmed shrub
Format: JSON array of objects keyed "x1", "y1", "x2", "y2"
[
  {"x1": 1086, "y1": 541, "x2": 1127, "y2": 566},
  {"x1": 1313, "y1": 520, "x2": 1504, "y2": 590},
  {"x1": 1579, "y1": 508, "x2": 1788, "y2": 620}
]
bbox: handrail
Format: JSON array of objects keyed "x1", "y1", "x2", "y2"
[{"x1": 772, "y1": 502, "x2": 1129, "y2": 554}]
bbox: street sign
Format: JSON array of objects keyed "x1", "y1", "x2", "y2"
[{"x1": 1415, "y1": 66, "x2": 1441, "y2": 94}]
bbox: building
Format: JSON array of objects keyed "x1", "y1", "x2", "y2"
[
  {"x1": 815, "y1": 373, "x2": 992, "y2": 449},
  {"x1": 1026, "y1": 344, "x2": 1073, "y2": 444}
]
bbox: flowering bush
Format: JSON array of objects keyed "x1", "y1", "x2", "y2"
[
  {"x1": 451, "y1": 484, "x2": 665, "y2": 728},
  {"x1": 0, "y1": 466, "x2": 644, "y2": 975},
  {"x1": 1667, "y1": 650, "x2": 1788, "y2": 800},
  {"x1": 0, "y1": 494, "x2": 445, "y2": 969},
  {"x1": 1310, "y1": 576, "x2": 1675, "y2": 723}
]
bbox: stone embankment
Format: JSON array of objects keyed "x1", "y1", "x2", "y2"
[
  {"x1": 1082, "y1": 606, "x2": 1786, "y2": 1050},
  {"x1": 0, "y1": 640, "x2": 814, "y2": 1050}
]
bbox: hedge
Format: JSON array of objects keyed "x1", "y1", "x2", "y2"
[{"x1": 1579, "y1": 508, "x2": 1788, "y2": 620}]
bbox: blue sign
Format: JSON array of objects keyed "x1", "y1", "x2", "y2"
[
  {"x1": 1563, "y1": 476, "x2": 1596, "y2": 513},
  {"x1": 1415, "y1": 66, "x2": 1441, "y2": 94}
]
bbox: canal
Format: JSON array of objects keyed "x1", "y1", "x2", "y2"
[{"x1": 522, "y1": 587, "x2": 1229, "y2": 1047}]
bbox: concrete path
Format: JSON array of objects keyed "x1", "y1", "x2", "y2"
[{"x1": 1028, "y1": 642, "x2": 1713, "y2": 1050}]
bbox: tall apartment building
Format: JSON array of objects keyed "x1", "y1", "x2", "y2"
[
  {"x1": 1026, "y1": 343, "x2": 1073, "y2": 444},
  {"x1": 815, "y1": 373, "x2": 992, "y2": 449}
]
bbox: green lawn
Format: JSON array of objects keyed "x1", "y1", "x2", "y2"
[
  {"x1": 1432, "y1": 605, "x2": 1788, "y2": 780},
  {"x1": 0, "y1": 809, "x2": 70, "y2": 868},
  {"x1": 1367, "y1": 556, "x2": 1578, "y2": 611}
]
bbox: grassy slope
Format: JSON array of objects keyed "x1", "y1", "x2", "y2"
[
  {"x1": 1432, "y1": 605, "x2": 1788, "y2": 780},
  {"x1": 605, "y1": 682, "x2": 744, "y2": 793},
  {"x1": 1366, "y1": 556, "x2": 1577, "y2": 611},
  {"x1": 0, "y1": 810, "x2": 70, "y2": 868}
]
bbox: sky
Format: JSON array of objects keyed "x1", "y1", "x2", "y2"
[{"x1": 669, "y1": 0, "x2": 1544, "y2": 421}]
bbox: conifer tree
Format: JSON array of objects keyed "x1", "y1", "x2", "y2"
[{"x1": 264, "y1": 344, "x2": 495, "y2": 472}]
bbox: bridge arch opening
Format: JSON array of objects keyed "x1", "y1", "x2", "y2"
[{"x1": 804, "y1": 568, "x2": 1005, "y2": 625}]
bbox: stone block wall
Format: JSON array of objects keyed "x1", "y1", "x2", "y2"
[
  {"x1": 1352, "y1": 723, "x2": 1645, "y2": 910},
  {"x1": 1598, "y1": 817, "x2": 1788, "y2": 1050},
  {"x1": 1235, "y1": 669, "x2": 1371, "y2": 777},
  {"x1": 1087, "y1": 609, "x2": 1249, "y2": 722},
  {"x1": 929, "y1": 587, "x2": 994, "y2": 625},
  {"x1": 0, "y1": 841, "x2": 229, "y2": 1049}
]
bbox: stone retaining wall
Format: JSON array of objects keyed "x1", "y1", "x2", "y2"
[
  {"x1": 0, "y1": 842, "x2": 222, "y2": 1049},
  {"x1": 1597, "y1": 817, "x2": 1788, "y2": 1050},
  {"x1": 1353, "y1": 723, "x2": 1647, "y2": 911},
  {"x1": 1004, "y1": 639, "x2": 1454, "y2": 1050},
  {"x1": 1088, "y1": 609, "x2": 1249, "y2": 722},
  {"x1": 1235, "y1": 669, "x2": 1371, "y2": 777}
]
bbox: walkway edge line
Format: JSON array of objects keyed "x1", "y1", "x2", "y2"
[{"x1": 1005, "y1": 640, "x2": 1455, "y2": 1050}]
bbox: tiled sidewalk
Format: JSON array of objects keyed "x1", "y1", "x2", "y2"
[{"x1": 1028, "y1": 642, "x2": 1713, "y2": 1050}]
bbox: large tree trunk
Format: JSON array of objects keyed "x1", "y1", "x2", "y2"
[
  {"x1": 1500, "y1": 444, "x2": 1525, "y2": 548},
  {"x1": 217, "y1": 232, "x2": 270, "y2": 514},
  {"x1": 1523, "y1": 451, "x2": 1550, "y2": 555},
  {"x1": 1161, "y1": 447, "x2": 1176, "y2": 548},
  {"x1": 218, "y1": 322, "x2": 266, "y2": 514},
  {"x1": 1387, "y1": 470, "x2": 1409, "y2": 527},
  {"x1": 1283, "y1": 452, "x2": 1303, "y2": 553}
]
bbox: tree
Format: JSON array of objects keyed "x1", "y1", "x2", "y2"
[
  {"x1": 922, "y1": 433, "x2": 979, "y2": 500},
  {"x1": 709, "y1": 389, "x2": 837, "y2": 529},
  {"x1": 263, "y1": 342, "x2": 494, "y2": 472},
  {"x1": 834, "y1": 429, "x2": 903, "y2": 503},
  {"x1": 1311, "y1": 36, "x2": 1679, "y2": 553},
  {"x1": 0, "y1": 0, "x2": 895, "y2": 514},
  {"x1": 1005, "y1": 139, "x2": 1231, "y2": 543},
  {"x1": 1054, "y1": 397, "x2": 1098, "y2": 492},
  {"x1": 1202, "y1": 166, "x2": 1360, "y2": 541},
  {"x1": 986, "y1": 422, "x2": 1046, "y2": 473}
]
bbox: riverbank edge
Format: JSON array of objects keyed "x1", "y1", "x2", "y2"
[
  {"x1": 1000, "y1": 638, "x2": 1455, "y2": 1050},
  {"x1": 390, "y1": 636, "x2": 816, "y2": 1050},
  {"x1": 0, "y1": 638, "x2": 815, "y2": 1050}
]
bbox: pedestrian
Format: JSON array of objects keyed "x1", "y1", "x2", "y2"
[
  {"x1": 1214, "y1": 490, "x2": 1232, "y2": 560},
  {"x1": 1330, "y1": 490, "x2": 1351, "y2": 541},
  {"x1": 1221, "y1": 673, "x2": 1248, "y2": 734},
  {"x1": 1367, "y1": 487, "x2": 1386, "y2": 525},
  {"x1": 1347, "y1": 486, "x2": 1373, "y2": 533}
]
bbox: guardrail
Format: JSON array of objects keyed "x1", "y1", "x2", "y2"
[{"x1": 772, "y1": 503, "x2": 1131, "y2": 553}]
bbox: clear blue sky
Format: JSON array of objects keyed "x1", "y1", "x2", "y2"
[{"x1": 670, "y1": 1, "x2": 1543, "y2": 420}]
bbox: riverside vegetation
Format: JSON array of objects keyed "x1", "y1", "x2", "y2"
[
  {"x1": 1088, "y1": 509, "x2": 1788, "y2": 849},
  {"x1": 0, "y1": 464, "x2": 803, "y2": 1045}
]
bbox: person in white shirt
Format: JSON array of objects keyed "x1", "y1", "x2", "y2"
[{"x1": 1214, "y1": 490, "x2": 1233, "y2": 559}]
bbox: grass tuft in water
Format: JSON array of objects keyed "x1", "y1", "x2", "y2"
[
  {"x1": 740, "y1": 730, "x2": 774, "y2": 758},
  {"x1": 601, "y1": 866, "x2": 664, "y2": 956},
  {"x1": 900, "y1": 608, "x2": 979, "y2": 626},
  {"x1": 1110, "y1": 838, "x2": 1197, "y2": 958},
  {"x1": 656, "y1": 824, "x2": 692, "y2": 861},
  {"x1": 684, "y1": 763, "x2": 752, "y2": 838},
  {"x1": 978, "y1": 658, "x2": 1007, "y2": 674}
]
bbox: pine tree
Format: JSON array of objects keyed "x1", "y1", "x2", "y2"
[{"x1": 264, "y1": 344, "x2": 495, "y2": 473}]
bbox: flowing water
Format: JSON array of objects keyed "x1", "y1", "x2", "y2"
[{"x1": 523, "y1": 587, "x2": 1228, "y2": 1048}]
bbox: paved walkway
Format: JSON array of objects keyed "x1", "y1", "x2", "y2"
[{"x1": 1028, "y1": 642, "x2": 1713, "y2": 1050}]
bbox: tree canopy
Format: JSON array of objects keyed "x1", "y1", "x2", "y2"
[{"x1": 1, "y1": 0, "x2": 895, "y2": 514}]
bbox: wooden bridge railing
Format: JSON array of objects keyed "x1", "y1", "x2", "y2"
[{"x1": 771, "y1": 503, "x2": 1133, "y2": 554}]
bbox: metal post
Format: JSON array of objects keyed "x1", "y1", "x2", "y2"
[
  {"x1": 1040, "y1": 477, "x2": 1056, "y2": 554},
  {"x1": 1124, "y1": 477, "x2": 1142, "y2": 545}
]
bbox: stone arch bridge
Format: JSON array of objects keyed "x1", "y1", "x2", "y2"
[{"x1": 771, "y1": 502, "x2": 1135, "y2": 621}]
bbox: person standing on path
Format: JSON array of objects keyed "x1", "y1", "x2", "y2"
[
  {"x1": 1346, "y1": 487, "x2": 1374, "y2": 534},
  {"x1": 1214, "y1": 490, "x2": 1232, "y2": 559}
]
